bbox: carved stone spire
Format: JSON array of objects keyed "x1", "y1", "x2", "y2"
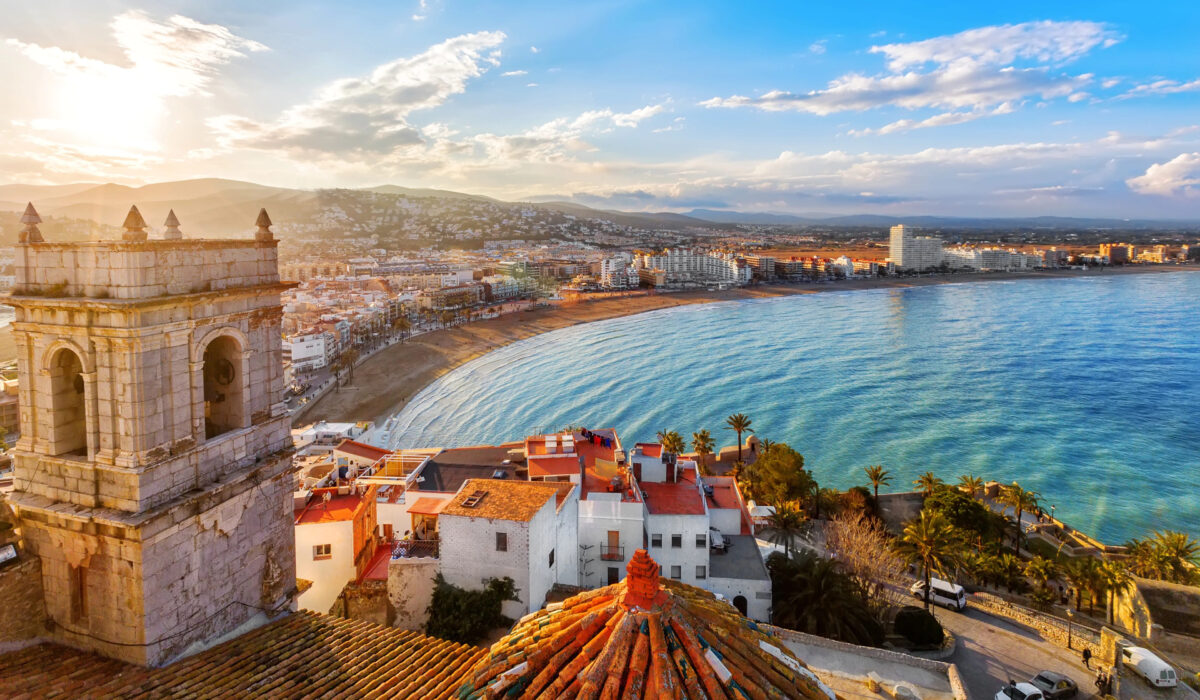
[
  {"x1": 254, "y1": 208, "x2": 273, "y2": 242},
  {"x1": 122, "y1": 205, "x2": 148, "y2": 242},
  {"x1": 20, "y1": 202, "x2": 44, "y2": 244},
  {"x1": 162, "y1": 209, "x2": 182, "y2": 240}
]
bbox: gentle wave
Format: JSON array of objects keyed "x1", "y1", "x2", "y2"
[{"x1": 390, "y1": 273, "x2": 1200, "y2": 543}]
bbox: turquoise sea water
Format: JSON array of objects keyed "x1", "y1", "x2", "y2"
[{"x1": 391, "y1": 272, "x2": 1200, "y2": 543}]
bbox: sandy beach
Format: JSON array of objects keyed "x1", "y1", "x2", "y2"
[{"x1": 299, "y1": 264, "x2": 1200, "y2": 426}]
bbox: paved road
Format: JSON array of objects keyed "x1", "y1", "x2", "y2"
[{"x1": 930, "y1": 602, "x2": 1102, "y2": 699}]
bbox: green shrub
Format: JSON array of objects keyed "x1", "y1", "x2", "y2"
[
  {"x1": 425, "y1": 574, "x2": 518, "y2": 644},
  {"x1": 893, "y1": 605, "x2": 944, "y2": 647}
]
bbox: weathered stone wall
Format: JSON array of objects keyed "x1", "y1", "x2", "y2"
[
  {"x1": 388, "y1": 558, "x2": 438, "y2": 632},
  {"x1": 15, "y1": 450, "x2": 295, "y2": 666},
  {"x1": 331, "y1": 579, "x2": 390, "y2": 627},
  {"x1": 0, "y1": 555, "x2": 46, "y2": 651},
  {"x1": 971, "y1": 592, "x2": 1104, "y2": 658},
  {"x1": 14, "y1": 240, "x2": 280, "y2": 299}
]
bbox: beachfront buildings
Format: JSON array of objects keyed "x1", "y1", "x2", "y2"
[
  {"x1": 943, "y1": 246, "x2": 1043, "y2": 271},
  {"x1": 633, "y1": 247, "x2": 752, "y2": 287},
  {"x1": 889, "y1": 224, "x2": 944, "y2": 271}
]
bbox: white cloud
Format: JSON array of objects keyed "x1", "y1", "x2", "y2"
[
  {"x1": 702, "y1": 20, "x2": 1116, "y2": 125},
  {"x1": 1102, "y1": 77, "x2": 1121, "y2": 89},
  {"x1": 869, "y1": 20, "x2": 1119, "y2": 72},
  {"x1": 653, "y1": 117, "x2": 686, "y2": 133},
  {"x1": 809, "y1": 40, "x2": 826, "y2": 55},
  {"x1": 501, "y1": 70, "x2": 527, "y2": 77},
  {"x1": 209, "y1": 31, "x2": 506, "y2": 158},
  {"x1": 472, "y1": 105, "x2": 666, "y2": 163},
  {"x1": 7, "y1": 10, "x2": 264, "y2": 98},
  {"x1": 526, "y1": 82, "x2": 539, "y2": 88},
  {"x1": 530, "y1": 46, "x2": 540, "y2": 53},
  {"x1": 1121, "y1": 78, "x2": 1200, "y2": 98},
  {"x1": 1126, "y1": 153, "x2": 1200, "y2": 196}
]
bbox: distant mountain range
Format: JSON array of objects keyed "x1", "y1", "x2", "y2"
[{"x1": 1, "y1": 178, "x2": 1197, "y2": 235}]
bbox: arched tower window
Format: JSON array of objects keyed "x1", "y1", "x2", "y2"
[
  {"x1": 202, "y1": 336, "x2": 244, "y2": 439},
  {"x1": 47, "y1": 348, "x2": 88, "y2": 456}
]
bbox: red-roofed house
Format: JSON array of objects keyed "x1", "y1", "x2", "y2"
[
  {"x1": 334, "y1": 439, "x2": 390, "y2": 469},
  {"x1": 294, "y1": 484, "x2": 380, "y2": 613}
]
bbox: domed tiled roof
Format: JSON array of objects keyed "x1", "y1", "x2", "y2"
[{"x1": 456, "y1": 549, "x2": 837, "y2": 699}]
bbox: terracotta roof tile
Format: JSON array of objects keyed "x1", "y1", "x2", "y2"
[
  {"x1": 440, "y1": 479, "x2": 572, "y2": 522},
  {"x1": 456, "y1": 549, "x2": 839, "y2": 699},
  {"x1": 0, "y1": 611, "x2": 485, "y2": 699}
]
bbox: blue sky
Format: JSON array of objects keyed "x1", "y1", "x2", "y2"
[{"x1": 3, "y1": 0, "x2": 1200, "y2": 216}]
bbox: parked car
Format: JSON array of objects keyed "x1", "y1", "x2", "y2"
[
  {"x1": 995, "y1": 682, "x2": 1044, "y2": 700},
  {"x1": 1122, "y1": 646, "x2": 1178, "y2": 688},
  {"x1": 910, "y1": 577, "x2": 967, "y2": 611},
  {"x1": 1029, "y1": 671, "x2": 1078, "y2": 699}
]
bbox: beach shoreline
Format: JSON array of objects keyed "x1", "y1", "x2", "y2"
[{"x1": 298, "y1": 264, "x2": 1200, "y2": 427}]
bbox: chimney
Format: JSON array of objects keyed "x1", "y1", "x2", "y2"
[
  {"x1": 161, "y1": 209, "x2": 182, "y2": 240},
  {"x1": 122, "y1": 205, "x2": 148, "y2": 242},
  {"x1": 20, "y1": 202, "x2": 43, "y2": 244},
  {"x1": 255, "y1": 208, "x2": 273, "y2": 242}
]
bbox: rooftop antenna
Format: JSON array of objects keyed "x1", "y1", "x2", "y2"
[
  {"x1": 161, "y1": 209, "x2": 182, "y2": 240},
  {"x1": 19, "y1": 202, "x2": 43, "y2": 244},
  {"x1": 255, "y1": 208, "x2": 274, "y2": 242},
  {"x1": 122, "y1": 205, "x2": 148, "y2": 242}
]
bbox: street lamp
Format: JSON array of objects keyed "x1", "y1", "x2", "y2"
[
  {"x1": 1050, "y1": 504, "x2": 1056, "y2": 522},
  {"x1": 1066, "y1": 607, "x2": 1074, "y2": 650}
]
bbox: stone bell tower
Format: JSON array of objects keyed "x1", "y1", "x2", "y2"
[{"x1": 6, "y1": 205, "x2": 297, "y2": 666}]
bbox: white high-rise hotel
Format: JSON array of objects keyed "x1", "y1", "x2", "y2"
[{"x1": 889, "y1": 224, "x2": 944, "y2": 271}]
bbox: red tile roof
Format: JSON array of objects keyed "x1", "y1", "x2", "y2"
[
  {"x1": 0, "y1": 611, "x2": 485, "y2": 699},
  {"x1": 335, "y1": 438, "x2": 390, "y2": 462},
  {"x1": 294, "y1": 487, "x2": 372, "y2": 524},
  {"x1": 639, "y1": 480, "x2": 706, "y2": 516},
  {"x1": 440, "y1": 479, "x2": 573, "y2": 522},
  {"x1": 458, "y1": 550, "x2": 834, "y2": 699},
  {"x1": 527, "y1": 454, "x2": 581, "y2": 478},
  {"x1": 408, "y1": 496, "x2": 450, "y2": 516}
]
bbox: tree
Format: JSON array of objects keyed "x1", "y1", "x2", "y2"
[
  {"x1": 690, "y1": 429, "x2": 714, "y2": 475},
  {"x1": 392, "y1": 315, "x2": 411, "y2": 340},
  {"x1": 425, "y1": 575, "x2": 519, "y2": 644},
  {"x1": 864, "y1": 465, "x2": 891, "y2": 502},
  {"x1": 724, "y1": 413, "x2": 754, "y2": 464},
  {"x1": 826, "y1": 511, "x2": 908, "y2": 620},
  {"x1": 957, "y1": 474, "x2": 984, "y2": 499},
  {"x1": 1131, "y1": 530, "x2": 1200, "y2": 584},
  {"x1": 657, "y1": 430, "x2": 685, "y2": 456},
  {"x1": 1024, "y1": 556, "x2": 1059, "y2": 608},
  {"x1": 754, "y1": 443, "x2": 815, "y2": 506},
  {"x1": 765, "y1": 501, "x2": 807, "y2": 560},
  {"x1": 923, "y1": 487, "x2": 1006, "y2": 545},
  {"x1": 913, "y1": 471, "x2": 944, "y2": 497},
  {"x1": 894, "y1": 510, "x2": 962, "y2": 610},
  {"x1": 1101, "y1": 561, "x2": 1133, "y2": 625},
  {"x1": 997, "y1": 482, "x2": 1041, "y2": 555},
  {"x1": 766, "y1": 551, "x2": 884, "y2": 646},
  {"x1": 341, "y1": 347, "x2": 360, "y2": 382}
]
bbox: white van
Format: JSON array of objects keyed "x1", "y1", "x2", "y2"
[
  {"x1": 910, "y1": 577, "x2": 967, "y2": 611},
  {"x1": 1121, "y1": 646, "x2": 1178, "y2": 688}
]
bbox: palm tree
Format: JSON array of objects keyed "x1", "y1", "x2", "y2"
[
  {"x1": 757, "y1": 438, "x2": 773, "y2": 460},
  {"x1": 766, "y1": 501, "x2": 807, "y2": 559},
  {"x1": 913, "y1": 471, "x2": 944, "y2": 497},
  {"x1": 894, "y1": 511, "x2": 962, "y2": 610},
  {"x1": 997, "y1": 482, "x2": 1041, "y2": 555},
  {"x1": 724, "y1": 413, "x2": 754, "y2": 464},
  {"x1": 864, "y1": 465, "x2": 891, "y2": 501},
  {"x1": 1152, "y1": 530, "x2": 1200, "y2": 583},
  {"x1": 664, "y1": 431, "x2": 685, "y2": 457},
  {"x1": 767, "y1": 551, "x2": 882, "y2": 646},
  {"x1": 392, "y1": 315, "x2": 411, "y2": 340},
  {"x1": 957, "y1": 474, "x2": 985, "y2": 499},
  {"x1": 691, "y1": 429, "x2": 714, "y2": 475},
  {"x1": 1064, "y1": 557, "x2": 1102, "y2": 613},
  {"x1": 1101, "y1": 560, "x2": 1133, "y2": 624}
]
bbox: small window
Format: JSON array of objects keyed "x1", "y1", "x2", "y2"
[
  {"x1": 670, "y1": 565, "x2": 681, "y2": 579},
  {"x1": 696, "y1": 565, "x2": 706, "y2": 580},
  {"x1": 651, "y1": 534, "x2": 662, "y2": 548},
  {"x1": 496, "y1": 532, "x2": 508, "y2": 552},
  {"x1": 608, "y1": 567, "x2": 620, "y2": 585},
  {"x1": 548, "y1": 548, "x2": 555, "y2": 568},
  {"x1": 696, "y1": 534, "x2": 706, "y2": 548},
  {"x1": 313, "y1": 544, "x2": 332, "y2": 560},
  {"x1": 671, "y1": 534, "x2": 682, "y2": 548}
]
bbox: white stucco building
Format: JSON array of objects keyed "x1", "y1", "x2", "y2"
[
  {"x1": 889, "y1": 224, "x2": 945, "y2": 271},
  {"x1": 438, "y1": 479, "x2": 580, "y2": 618}
]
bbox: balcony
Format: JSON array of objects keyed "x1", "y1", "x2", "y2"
[
  {"x1": 600, "y1": 545, "x2": 624, "y2": 562},
  {"x1": 392, "y1": 537, "x2": 439, "y2": 559}
]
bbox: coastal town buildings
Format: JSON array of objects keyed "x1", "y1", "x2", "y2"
[
  {"x1": 633, "y1": 247, "x2": 752, "y2": 287},
  {"x1": 889, "y1": 224, "x2": 945, "y2": 271}
]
